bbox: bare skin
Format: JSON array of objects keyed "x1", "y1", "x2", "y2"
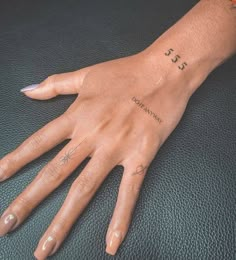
[{"x1": 0, "y1": 0, "x2": 235, "y2": 259}]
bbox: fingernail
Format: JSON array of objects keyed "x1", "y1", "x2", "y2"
[
  {"x1": 0, "y1": 213, "x2": 17, "y2": 236},
  {"x1": 20, "y1": 84, "x2": 39, "y2": 92},
  {"x1": 106, "y1": 229, "x2": 112, "y2": 244},
  {"x1": 105, "y1": 230, "x2": 122, "y2": 255},
  {"x1": 34, "y1": 236, "x2": 56, "y2": 260}
]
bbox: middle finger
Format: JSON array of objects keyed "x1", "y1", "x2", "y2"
[{"x1": 34, "y1": 146, "x2": 119, "y2": 259}]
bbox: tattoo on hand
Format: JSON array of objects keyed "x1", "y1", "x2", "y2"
[
  {"x1": 42, "y1": 137, "x2": 88, "y2": 181},
  {"x1": 59, "y1": 145, "x2": 80, "y2": 165},
  {"x1": 171, "y1": 55, "x2": 181, "y2": 63},
  {"x1": 59, "y1": 137, "x2": 88, "y2": 166},
  {"x1": 164, "y1": 48, "x2": 188, "y2": 71},
  {"x1": 165, "y1": 48, "x2": 174, "y2": 56},
  {"x1": 178, "y1": 62, "x2": 188, "y2": 70},
  {"x1": 132, "y1": 164, "x2": 148, "y2": 176},
  {"x1": 131, "y1": 96, "x2": 162, "y2": 124}
]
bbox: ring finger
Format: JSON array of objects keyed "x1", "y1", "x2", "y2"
[{"x1": 33, "y1": 146, "x2": 118, "y2": 260}]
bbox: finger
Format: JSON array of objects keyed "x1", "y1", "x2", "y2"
[
  {"x1": 105, "y1": 158, "x2": 149, "y2": 255},
  {"x1": 0, "y1": 114, "x2": 73, "y2": 182},
  {"x1": 20, "y1": 66, "x2": 92, "y2": 100},
  {"x1": 0, "y1": 134, "x2": 93, "y2": 237},
  {"x1": 33, "y1": 146, "x2": 118, "y2": 260}
]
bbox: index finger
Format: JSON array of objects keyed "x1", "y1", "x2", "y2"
[{"x1": 0, "y1": 114, "x2": 72, "y2": 181}]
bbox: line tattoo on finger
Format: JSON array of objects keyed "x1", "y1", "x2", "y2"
[
  {"x1": 59, "y1": 136, "x2": 88, "y2": 165},
  {"x1": 41, "y1": 136, "x2": 88, "y2": 182}
]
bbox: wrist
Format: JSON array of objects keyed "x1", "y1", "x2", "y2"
[
  {"x1": 139, "y1": 0, "x2": 236, "y2": 96},
  {"x1": 139, "y1": 44, "x2": 209, "y2": 99}
]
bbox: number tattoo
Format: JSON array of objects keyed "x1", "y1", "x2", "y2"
[
  {"x1": 164, "y1": 48, "x2": 174, "y2": 56},
  {"x1": 164, "y1": 48, "x2": 188, "y2": 71}
]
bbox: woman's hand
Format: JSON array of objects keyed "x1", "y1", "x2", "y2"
[{"x1": 0, "y1": 48, "x2": 198, "y2": 259}]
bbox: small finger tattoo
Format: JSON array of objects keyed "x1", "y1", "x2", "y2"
[
  {"x1": 59, "y1": 137, "x2": 88, "y2": 165},
  {"x1": 132, "y1": 164, "x2": 148, "y2": 176},
  {"x1": 41, "y1": 137, "x2": 88, "y2": 182}
]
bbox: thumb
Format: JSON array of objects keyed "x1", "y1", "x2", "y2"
[{"x1": 20, "y1": 67, "x2": 91, "y2": 100}]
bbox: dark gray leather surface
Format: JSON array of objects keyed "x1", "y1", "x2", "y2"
[{"x1": 0, "y1": 0, "x2": 235, "y2": 259}]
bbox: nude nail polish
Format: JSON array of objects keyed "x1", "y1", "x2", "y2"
[
  {"x1": 105, "y1": 230, "x2": 122, "y2": 255},
  {"x1": 34, "y1": 236, "x2": 56, "y2": 259},
  {"x1": 0, "y1": 213, "x2": 17, "y2": 236},
  {"x1": 20, "y1": 84, "x2": 39, "y2": 92}
]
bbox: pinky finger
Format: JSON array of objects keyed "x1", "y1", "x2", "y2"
[{"x1": 105, "y1": 160, "x2": 149, "y2": 255}]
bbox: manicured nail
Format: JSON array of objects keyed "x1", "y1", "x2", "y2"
[
  {"x1": 0, "y1": 213, "x2": 17, "y2": 236},
  {"x1": 20, "y1": 84, "x2": 39, "y2": 92},
  {"x1": 105, "y1": 230, "x2": 122, "y2": 255},
  {"x1": 34, "y1": 236, "x2": 56, "y2": 260}
]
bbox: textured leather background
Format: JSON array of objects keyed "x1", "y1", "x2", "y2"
[{"x1": 0, "y1": 0, "x2": 235, "y2": 259}]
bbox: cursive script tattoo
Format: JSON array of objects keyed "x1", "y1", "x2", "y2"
[
  {"x1": 164, "y1": 48, "x2": 188, "y2": 71},
  {"x1": 131, "y1": 96, "x2": 162, "y2": 124},
  {"x1": 132, "y1": 164, "x2": 148, "y2": 176}
]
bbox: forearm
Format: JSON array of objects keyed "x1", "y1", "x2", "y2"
[{"x1": 142, "y1": 0, "x2": 236, "y2": 96}]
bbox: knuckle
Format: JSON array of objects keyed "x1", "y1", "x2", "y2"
[
  {"x1": 46, "y1": 74, "x2": 56, "y2": 85},
  {"x1": 8, "y1": 133, "x2": 46, "y2": 163},
  {"x1": 61, "y1": 111, "x2": 74, "y2": 126},
  {"x1": 72, "y1": 173, "x2": 97, "y2": 196},
  {"x1": 23, "y1": 133, "x2": 45, "y2": 154},
  {"x1": 51, "y1": 217, "x2": 67, "y2": 233},
  {"x1": 15, "y1": 196, "x2": 33, "y2": 215},
  {"x1": 96, "y1": 146, "x2": 111, "y2": 162},
  {"x1": 0, "y1": 154, "x2": 16, "y2": 173},
  {"x1": 125, "y1": 183, "x2": 142, "y2": 195},
  {"x1": 29, "y1": 133, "x2": 45, "y2": 147},
  {"x1": 45, "y1": 74, "x2": 58, "y2": 94},
  {"x1": 41, "y1": 162, "x2": 61, "y2": 184},
  {"x1": 139, "y1": 134, "x2": 154, "y2": 151}
]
